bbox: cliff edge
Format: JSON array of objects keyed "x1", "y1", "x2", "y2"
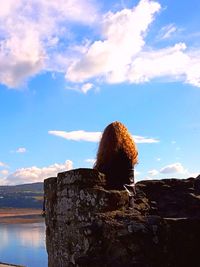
[{"x1": 44, "y1": 169, "x2": 200, "y2": 267}]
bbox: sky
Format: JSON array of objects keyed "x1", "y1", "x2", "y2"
[{"x1": 0, "y1": 0, "x2": 200, "y2": 185}]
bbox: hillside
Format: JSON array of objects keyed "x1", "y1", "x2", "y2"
[{"x1": 0, "y1": 182, "x2": 44, "y2": 209}]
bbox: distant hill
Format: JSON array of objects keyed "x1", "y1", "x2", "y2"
[
  {"x1": 0, "y1": 182, "x2": 44, "y2": 209},
  {"x1": 0, "y1": 182, "x2": 43, "y2": 193}
]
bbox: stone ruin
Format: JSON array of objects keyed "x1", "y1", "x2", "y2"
[{"x1": 44, "y1": 168, "x2": 200, "y2": 267}]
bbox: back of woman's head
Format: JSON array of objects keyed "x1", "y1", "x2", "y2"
[{"x1": 94, "y1": 121, "x2": 138, "y2": 169}]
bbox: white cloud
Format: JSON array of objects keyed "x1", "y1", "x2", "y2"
[
  {"x1": 66, "y1": 0, "x2": 161, "y2": 83},
  {"x1": 0, "y1": 161, "x2": 9, "y2": 168},
  {"x1": 16, "y1": 147, "x2": 27, "y2": 153},
  {"x1": 2, "y1": 160, "x2": 73, "y2": 185},
  {"x1": 81, "y1": 83, "x2": 94, "y2": 93},
  {"x1": 127, "y1": 43, "x2": 200, "y2": 86},
  {"x1": 133, "y1": 135, "x2": 159, "y2": 143},
  {"x1": 0, "y1": 0, "x2": 99, "y2": 88},
  {"x1": 48, "y1": 130, "x2": 159, "y2": 144},
  {"x1": 1, "y1": 0, "x2": 200, "y2": 89},
  {"x1": 66, "y1": 1, "x2": 200, "y2": 88},
  {"x1": 49, "y1": 130, "x2": 102, "y2": 142},
  {"x1": 146, "y1": 164, "x2": 199, "y2": 178},
  {"x1": 148, "y1": 169, "x2": 159, "y2": 176},
  {"x1": 66, "y1": 82, "x2": 94, "y2": 94},
  {"x1": 85, "y1": 159, "x2": 96, "y2": 165},
  {"x1": 159, "y1": 24, "x2": 177, "y2": 39},
  {"x1": 160, "y1": 162, "x2": 187, "y2": 174},
  {"x1": 0, "y1": 170, "x2": 9, "y2": 176},
  {"x1": 0, "y1": 0, "x2": 21, "y2": 17},
  {"x1": 0, "y1": 20, "x2": 45, "y2": 87}
]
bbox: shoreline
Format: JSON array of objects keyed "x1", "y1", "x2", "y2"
[{"x1": 0, "y1": 208, "x2": 44, "y2": 224}]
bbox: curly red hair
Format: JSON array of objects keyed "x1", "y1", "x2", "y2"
[{"x1": 94, "y1": 121, "x2": 138, "y2": 169}]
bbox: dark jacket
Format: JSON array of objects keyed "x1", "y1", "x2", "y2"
[{"x1": 97, "y1": 150, "x2": 134, "y2": 190}]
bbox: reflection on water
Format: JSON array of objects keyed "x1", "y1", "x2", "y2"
[{"x1": 0, "y1": 222, "x2": 47, "y2": 267}]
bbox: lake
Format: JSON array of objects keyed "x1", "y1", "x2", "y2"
[{"x1": 0, "y1": 221, "x2": 48, "y2": 267}]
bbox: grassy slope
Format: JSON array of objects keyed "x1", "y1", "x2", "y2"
[{"x1": 0, "y1": 183, "x2": 44, "y2": 209}]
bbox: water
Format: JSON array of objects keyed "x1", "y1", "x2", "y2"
[{"x1": 0, "y1": 221, "x2": 48, "y2": 267}]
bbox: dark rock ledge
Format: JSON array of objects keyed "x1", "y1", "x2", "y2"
[{"x1": 44, "y1": 169, "x2": 200, "y2": 267}]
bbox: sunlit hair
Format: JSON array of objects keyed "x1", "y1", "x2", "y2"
[{"x1": 94, "y1": 121, "x2": 138, "y2": 169}]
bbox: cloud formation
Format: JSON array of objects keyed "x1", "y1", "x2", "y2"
[
  {"x1": 160, "y1": 162, "x2": 187, "y2": 174},
  {"x1": 66, "y1": 82, "x2": 94, "y2": 93},
  {"x1": 85, "y1": 159, "x2": 96, "y2": 165},
  {"x1": 0, "y1": 170, "x2": 9, "y2": 176},
  {"x1": 16, "y1": 147, "x2": 27, "y2": 153},
  {"x1": 49, "y1": 130, "x2": 102, "y2": 142},
  {"x1": 127, "y1": 43, "x2": 200, "y2": 86},
  {"x1": 66, "y1": 1, "x2": 200, "y2": 88},
  {"x1": 159, "y1": 24, "x2": 177, "y2": 40},
  {"x1": 133, "y1": 135, "x2": 159, "y2": 144},
  {"x1": 0, "y1": 161, "x2": 9, "y2": 168},
  {"x1": 146, "y1": 162, "x2": 189, "y2": 180},
  {"x1": 1, "y1": 0, "x2": 200, "y2": 89},
  {"x1": 48, "y1": 130, "x2": 159, "y2": 144},
  {"x1": 0, "y1": 0, "x2": 99, "y2": 88},
  {"x1": 1, "y1": 160, "x2": 73, "y2": 185},
  {"x1": 67, "y1": 0, "x2": 161, "y2": 83}
]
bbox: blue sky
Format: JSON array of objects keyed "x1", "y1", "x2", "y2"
[{"x1": 0, "y1": 0, "x2": 199, "y2": 185}]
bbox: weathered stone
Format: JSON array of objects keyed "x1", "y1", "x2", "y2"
[{"x1": 44, "y1": 169, "x2": 200, "y2": 267}]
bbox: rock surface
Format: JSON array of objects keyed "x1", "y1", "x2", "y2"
[{"x1": 44, "y1": 169, "x2": 200, "y2": 267}]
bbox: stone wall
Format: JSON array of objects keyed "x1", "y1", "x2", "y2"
[{"x1": 44, "y1": 168, "x2": 200, "y2": 267}]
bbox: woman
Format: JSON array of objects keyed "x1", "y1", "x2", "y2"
[{"x1": 94, "y1": 121, "x2": 138, "y2": 193}]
